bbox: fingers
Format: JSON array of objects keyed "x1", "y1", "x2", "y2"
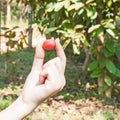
[
  {"x1": 40, "y1": 58, "x2": 61, "y2": 84},
  {"x1": 31, "y1": 43, "x2": 45, "y2": 72},
  {"x1": 55, "y1": 38, "x2": 66, "y2": 71},
  {"x1": 43, "y1": 57, "x2": 60, "y2": 68},
  {"x1": 40, "y1": 64, "x2": 66, "y2": 91}
]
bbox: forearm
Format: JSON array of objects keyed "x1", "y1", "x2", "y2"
[{"x1": 0, "y1": 96, "x2": 35, "y2": 120}]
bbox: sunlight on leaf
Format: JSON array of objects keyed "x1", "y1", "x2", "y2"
[
  {"x1": 104, "y1": 75, "x2": 112, "y2": 86},
  {"x1": 106, "y1": 29, "x2": 115, "y2": 37},
  {"x1": 88, "y1": 24, "x2": 101, "y2": 33}
]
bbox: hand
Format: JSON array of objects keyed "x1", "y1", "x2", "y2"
[
  {"x1": 20, "y1": 38, "x2": 66, "y2": 110},
  {"x1": 0, "y1": 39, "x2": 66, "y2": 120},
  {"x1": 0, "y1": 38, "x2": 66, "y2": 120}
]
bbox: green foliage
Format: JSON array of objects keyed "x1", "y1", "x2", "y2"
[
  {"x1": 103, "y1": 111, "x2": 114, "y2": 120},
  {"x1": 0, "y1": 97, "x2": 11, "y2": 111},
  {"x1": 0, "y1": 26, "x2": 28, "y2": 51},
  {"x1": 18, "y1": 0, "x2": 120, "y2": 97},
  {"x1": 3, "y1": 0, "x2": 120, "y2": 97},
  {"x1": 0, "y1": 49, "x2": 34, "y2": 81}
]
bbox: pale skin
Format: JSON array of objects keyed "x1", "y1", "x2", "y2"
[{"x1": 0, "y1": 38, "x2": 66, "y2": 120}]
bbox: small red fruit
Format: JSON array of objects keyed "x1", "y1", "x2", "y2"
[{"x1": 43, "y1": 39, "x2": 55, "y2": 50}]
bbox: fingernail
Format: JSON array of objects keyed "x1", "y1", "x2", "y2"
[{"x1": 56, "y1": 38, "x2": 60, "y2": 43}]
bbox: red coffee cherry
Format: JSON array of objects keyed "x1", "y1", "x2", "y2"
[{"x1": 43, "y1": 39, "x2": 55, "y2": 50}]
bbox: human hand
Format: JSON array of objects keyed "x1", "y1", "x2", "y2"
[
  {"x1": 20, "y1": 38, "x2": 66, "y2": 111},
  {"x1": 0, "y1": 38, "x2": 66, "y2": 120}
]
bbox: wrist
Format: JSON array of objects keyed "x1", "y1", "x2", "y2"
[
  {"x1": 0, "y1": 96, "x2": 36, "y2": 120},
  {"x1": 14, "y1": 96, "x2": 37, "y2": 119}
]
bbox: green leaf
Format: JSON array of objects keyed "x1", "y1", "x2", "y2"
[
  {"x1": 73, "y1": 43, "x2": 80, "y2": 54},
  {"x1": 86, "y1": 8, "x2": 93, "y2": 18},
  {"x1": 81, "y1": 38, "x2": 90, "y2": 46},
  {"x1": 10, "y1": 41, "x2": 15, "y2": 48},
  {"x1": 104, "y1": 23, "x2": 115, "y2": 29},
  {"x1": 113, "y1": 0, "x2": 117, "y2": 2},
  {"x1": 86, "y1": 0, "x2": 94, "y2": 4},
  {"x1": 115, "y1": 83, "x2": 120, "y2": 91},
  {"x1": 105, "y1": 40, "x2": 115, "y2": 53},
  {"x1": 46, "y1": 3, "x2": 55, "y2": 12},
  {"x1": 88, "y1": 24, "x2": 101, "y2": 33},
  {"x1": 74, "y1": 2, "x2": 84, "y2": 10},
  {"x1": 44, "y1": 27, "x2": 58, "y2": 34},
  {"x1": 42, "y1": 19, "x2": 50, "y2": 26},
  {"x1": 86, "y1": 7, "x2": 97, "y2": 20},
  {"x1": 62, "y1": 39, "x2": 71, "y2": 49},
  {"x1": 38, "y1": 19, "x2": 50, "y2": 28},
  {"x1": 57, "y1": 30, "x2": 70, "y2": 37},
  {"x1": 11, "y1": 26, "x2": 19, "y2": 30},
  {"x1": 115, "y1": 49, "x2": 120, "y2": 60},
  {"x1": 72, "y1": 38, "x2": 81, "y2": 54},
  {"x1": 68, "y1": 2, "x2": 84, "y2": 11},
  {"x1": 78, "y1": 8, "x2": 84, "y2": 15},
  {"x1": 115, "y1": 68, "x2": 120, "y2": 77},
  {"x1": 91, "y1": 10, "x2": 97, "y2": 20},
  {"x1": 70, "y1": 0, "x2": 78, "y2": 3},
  {"x1": 54, "y1": 2, "x2": 64, "y2": 12},
  {"x1": 106, "y1": 29, "x2": 115, "y2": 37},
  {"x1": 98, "y1": 83, "x2": 109, "y2": 94},
  {"x1": 5, "y1": 32, "x2": 16, "y2": 39},
  {"x1": 64, "y1": 0, "x2": 70, "y2": 9},
  {"x1": 88, "y1": 60, "x2": 98, "y2": 71},
  {"x1": 103, "y1": 48, "x2": 113, "y2": 57},
  {"x1": 98, "y1": 57, "x2": 106, "y2": 68},
  {"x1": 19, "y1": 41, "x2": 24, "y2": 49},
  {"x1": 102, "y1": 19, "x2": 113, "y2": 25},
  {"x1": 0, "y1": 27, "x2": 9, "y2": 30},
  {"x1": 105, "y1": 59, "x2": 116, "y2": 74},
  {"x1": 116, "y1": 16, "x2": 120, "y2": 29},
  {"x1": 107, "y1": 0, "x2": 112, "y2": 7},
  {"x1": 95, "y1": 27, "x2": 104, "y2": 38},
  {"x1": 90, "y1": 70, "x2": 101, "y2": 78},
  {"x1": 104, "y1": 75, "x2": 112, "y2": 86},
  {"x1": 74, "y1": 24, "x2": 83, "y2": 29},
  {"x1": 75, "y1": 33, "x2": 90, "y2": 46}
]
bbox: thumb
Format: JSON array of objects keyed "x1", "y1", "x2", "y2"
[{"x1": 31, "y1": 43, "x2": 45, "y2": 71}]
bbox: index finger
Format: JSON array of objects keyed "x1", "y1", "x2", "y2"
[
  {"x1": 55, "y1": 38, "x2": 66, "y2": 71},
  {"x1": 31, "y1": 43, "x2": 45, "y2": 72}
]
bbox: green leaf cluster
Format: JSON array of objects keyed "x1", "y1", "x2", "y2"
[
  {"x1": 14, "y1": 0, "x2": 120, "y2": 97},
  {"x1": 1, "y1": 26, "x2": 28, "y2": 51}
]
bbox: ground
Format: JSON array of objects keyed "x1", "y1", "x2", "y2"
[{"x1": 25, "y1": 97, "x2": 120, "y2": 120}]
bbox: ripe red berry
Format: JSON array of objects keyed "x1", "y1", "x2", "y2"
[{"x1": 43, "y1": 39, "x2": 55, "y2": 50}]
